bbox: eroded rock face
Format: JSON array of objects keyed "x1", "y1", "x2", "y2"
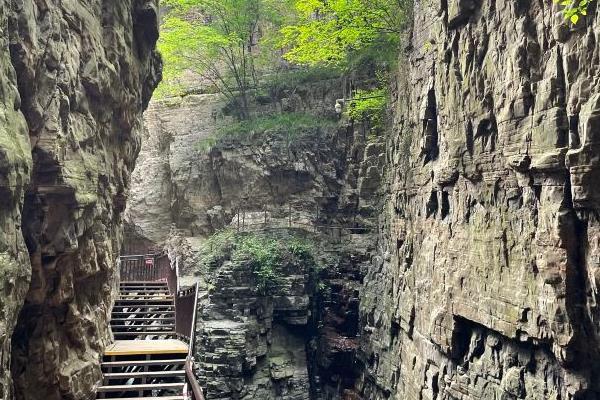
[
  {"x1": 128, "y1": 80, "x2": 383, "y2": 242},
  {"x1": 195, "y1": 234, "x2": 313, "y2": 400},
  {"x1": 359, "y1": 1, "x2": 600, "y2": 399},
  {"x1": 0, "y1": 1, "x2": 161, "y2": 399},
  {"x1": 0, "y1": 4, "x2": 32, "y2": 398},
  {"x1": 127, "y1": 78, "x2": 383, "y2": 399}
]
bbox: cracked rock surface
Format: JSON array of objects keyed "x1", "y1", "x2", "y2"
[
  {"x1": 358, "y1": 1, "x2": 600, "y2": 399},
  {"x1": 0, "y1": 1, "x2": 161, "y2": 399}
]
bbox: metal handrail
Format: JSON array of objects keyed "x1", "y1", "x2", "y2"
[
  {"x1": 184, "y1": 282, "x2": 202, "y2": 399},
  {"x1": 186, "y1": 357, "x2": 204, "y2": 400},
  {"x1": 119, "y1": 252, "x2": 171, "y2": 282}
]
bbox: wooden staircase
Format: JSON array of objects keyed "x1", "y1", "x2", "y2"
[
  {"x1": 111, "y1": 282, "x2": 176, "y2": 339},
  {"x1": 97, "y1": 275, "x2": 202, "y2": 399}
]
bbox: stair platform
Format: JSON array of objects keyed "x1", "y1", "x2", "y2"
[{"x1": 105, "y1": 339, "x2": 188, "y2": 356}]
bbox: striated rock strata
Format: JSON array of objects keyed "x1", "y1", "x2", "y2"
[
  {"x1": 0, "y1": 1, "x2": 161, "y2": 399},
  {"x1": 0, "y1": 3, "x2": 32, "y2": 398},
  {"x1": 127, "y1": 78, "x2": 384, "y2": 399},
  {"x1": 128, "y1": 79, "x2": 383, "y2": 242},
  {"x1": 358, "y1": 1, "x2": 600, "y2": 399}
]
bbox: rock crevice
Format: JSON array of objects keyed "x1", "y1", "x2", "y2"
[{"x1": 0, "y1": 1, "x2": 161, "y2": 399}]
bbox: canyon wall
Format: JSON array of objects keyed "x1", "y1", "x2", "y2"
[
  {"x1": 0, "y1": 1, "x2": 161, "y2": 399},
  {"x1": 358, "y1": 1, "x2": 600, "y2": 399},
  {"x1": 127, "y1": 79, "x2": 382, "y2": 399},
  {"x1": 128, "y1": 79, "x2": 380, "y2": 243},
  {"x1": 0, "y1": 4, "x2": 32, "y2": 398}
]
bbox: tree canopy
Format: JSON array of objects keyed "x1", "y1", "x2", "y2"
[
  {"x1": 157, "y1": 0, "x2": 589, "y2": 120},
  {"x1": 157, "y1": 0, "x2": 409, "y2": 105},
  {"x1": 158, "y1": 0, "x2": 293, "y2": 116},
  {"x1": 279, "y1": 0, "x2": 409, "y2": 69}
]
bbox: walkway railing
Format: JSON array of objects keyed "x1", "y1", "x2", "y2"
[
  {"x1": 183, "y1": 283, "x2": 200, "y2": 400},
  {"x1": 119, "y1": 250, "x2": 203, "y2": 400},
  {"x1": 119, "y1": 253, "x2": 171, "y2": 282},
  {"x1": 231, "y1": 207, "x2": 377, "y2": 242}
]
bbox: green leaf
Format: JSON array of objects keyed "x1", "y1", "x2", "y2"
[
  {"x1": 570, "y1": 13, "x2": 579, "y2": 23},
  {"x1": 278, "y1": 0, "x2": 406, "y2": 68}
]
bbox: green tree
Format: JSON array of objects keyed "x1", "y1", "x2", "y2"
[
  {"x1": 279, "y1": 0, "x2": 410, "y2": 69},
  {"x1": 159, "y1": 0, "x2": 291, "y2": 118}
]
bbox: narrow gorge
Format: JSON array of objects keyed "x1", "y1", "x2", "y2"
[{"x1": 0, "y1": 0, "x2": 599, "y2": 400}]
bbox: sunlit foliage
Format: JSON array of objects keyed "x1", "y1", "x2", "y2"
[
  {"x1": 555, "y1": 0, "x2": 591, "y2": 24},
  {"x1": 279, "y1": 0, "x2": 410, "y2": 69},
  {"x1": 158, "y1": 0, "x2": 293, "y2": 117}
]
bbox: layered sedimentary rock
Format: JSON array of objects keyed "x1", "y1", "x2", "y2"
[
  {"x1": 359, "y1": 1, "x2": 600, "y2": 399},
  {"x1": 0, "y1": 4, "x2": 32, "y2": 398},
  {"x1": 0, "y1": 1, "x2": 161, "y2": 399},
  {"x1": 189, "y1": 230, "x2": 373, "y2": 400},
  {"x1": 194, "y1": 232, "x2": 313, "y2": 400},
  {"x1": 128, "y1": 79, "x2": 383, "y2": 242},
  {"x1": 127, "y1": 78, "x2": 383, "y2": 398}
]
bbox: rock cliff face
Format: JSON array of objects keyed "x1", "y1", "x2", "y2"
[
  {"x1": 128, "y1": 79, "x2": 382, "y2": 243},
  {"x1": 358, "y1": 1, "x2": 600, "y2": 399},
  {"x1": 127, "y1": 78, "x2": 383, "y2": 399},
  {"x1": 0, "y1": 4, "x2": 32, "y2": 398},
  {"x1": 194, "y1": 231, "x2": 315, "y2": 400},
  {"x1": 0, "y1": 1, "x2": 160, "y2": 399}
]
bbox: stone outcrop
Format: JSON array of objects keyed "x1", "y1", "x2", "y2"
[
  {"x1": 0, "y1": 4, "x2": 32, "y2": 398},
  {"x1": 188, "y1": 229, "x2": 373, "y2": 400},
  {"x1": 0, "y1": 1, "x2": 161, "y2": 399},
  {"x1": 358, "y1": 1, "x2": 600, "y2": 399},
  {"x1": 127, "y1": 78, "x2": 382, "y2": 243},
  {"x1": 194, "y1": 231, "x2": 314, "y2": 400},
  {"x1": 127, "y1": 76, "x2": 383, "y2": 399}
]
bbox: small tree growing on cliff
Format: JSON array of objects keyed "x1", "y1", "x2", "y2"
[{"x1": 159, "y1": 0, "x2": 292, "y2": 118}]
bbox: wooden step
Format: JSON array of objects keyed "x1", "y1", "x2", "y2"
[
  {"x1": 114, "y1": 302, "x2": 174, "y2": 307},
  {"x1": 97, "y1": 382, "x2": 185, "y2": 392},
  {"x1": 112, "y1": 308, "x2": 175, "y2": 311},
  {"x1": 111, "y1": 311, "x2": 175, "y2": 316},
  {"x1": 117, "y1": 293, "x2": 171, "y2": 296},
  {"x1": 104, "y1": 370, "x2": 185, "y2": 379},
  {"x1": 112, "y1": 311, "x2": 174, "y2": 316},
  {"x1": 120, "y1": 285, "x2": 169, "y2": 288},
  {"x1": 111, "y1": 321, "x2": 175, "y2": 326},
  {"x1": 115, "y1": 297, "x2": 173, "y2": 302},
  {"x1": 111, "y1": 308, "x2": 174, "y2": 313},
  {"x1": 105, "y1": 340, "x2": 188, "y2": 356},
  {"x1": 119, "y1": 290, "x2": 171, "y2": 296},
  {"x1": 120, "y1": 284, "x2": 169, "y2": 287},
  {"x1": 115, "y1": 294, "x2": 173, "y2": 302},
  {"x1": 102, "y1": 359, "x2": 186, "y2": 368},
  {"x1": 113, "y1": 331, "x2": 177, "y2": 337},
  {"x1": 111, "y1": 325, "x2": 174, "y2": 330},
  {"x1": 112, "y1": 304, "x2": 174, "y2": 309},
  {"x1": 108, "y1": 397, "x2": 184, "y2": 400},
  {"x1": 120, "y1": 281, "x2": 169, "y2": 286},
  {"x1": 111, "y1": 317, "x2": 175, "y2": 322}
]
